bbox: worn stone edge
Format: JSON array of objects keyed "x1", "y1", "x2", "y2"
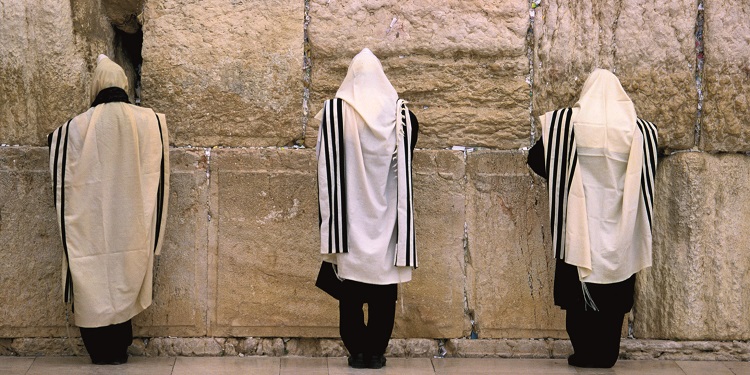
[{"x1": 2, "y1": 338, "x2": 748, "y2": 361}]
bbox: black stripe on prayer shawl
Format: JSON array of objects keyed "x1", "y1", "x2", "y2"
[
  {"x1": 637, "y1": 118, "x2": 658, "y2": 229},
  {"x1": 56, "y1": 120, "x2": 74, "y2": 307},
  {"x1": 320, "y1": 98, "x2": 348, "y2": 254},
  {"x1": 330, "y1": 99, "x2": 342, "y2": 252},
  {"x1": 402, "y1": 105, "x2": 412, "y2": 267},
  {"x1": 321, "y1": 101, "x2": 334, "y2": 251},
  {"x1": 547, "y1": 108, "x2": 574, "y2": 260},
  {"x1": 336, "y1": 99, "x2": 349, "y2": 251},
  {"x1": 154, "y1": 114, "x2": 166, "y2": 253}
]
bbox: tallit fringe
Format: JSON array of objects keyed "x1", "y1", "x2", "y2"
[{"x1": 581, "y1": 283, "x2": 600, "y2": 311}]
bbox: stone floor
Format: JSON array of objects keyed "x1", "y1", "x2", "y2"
[{"x1": 2, "y1": 356, "x2": 749, "y2": 375}]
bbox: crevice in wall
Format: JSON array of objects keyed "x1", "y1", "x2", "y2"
[
  {"x1": 113, "y1": 26, "x2": 143, "y2": 105},
  {"x1": 526, "y1": 1, "x2": 541, "y2": 148},
  {"x1": 300, "y1": 0, "x2": 312, "y2": 146},
  {"x1": 461, "y1": 149, "x2": 477, "y2": 339},
  {"x1": 693, "y1": 0, "x2": 705, "y2": 148}
]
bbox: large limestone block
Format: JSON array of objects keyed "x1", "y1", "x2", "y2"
[
  {"x1": 102, "y1": 0, "x2": 144, "y2": 34},
  {"x1": 466, "y1": 151, "x2": 566, "y2": 338},
  {"x1": 394, "y1": 151, "x2": 468, "y2": 338},
  {"x1": 634, "y1": 152, "x2": 750, "y2": 339},
  {"x1": 0, "y1": 148, "x2": 67, "y2": 337},
  {"x1": 308, "y1": 0, "x2": 530, "y2": 149},
  {"x1": 209, "y1": 149, "x2": 332, "y2": 337},
  {"x1": 701, "y1": 2, "x2": 750, "y2": 151},
  {"x1": 134, "y1": 149, "x2": 210, "y2": 337},
  {"x1": 0, "y1": 0, "x2": 113, "y2": 146},
  {"x1": 533, "y1": 0, "x2": 696, "y2": 150},
  {"x1": 141, "y1": 0, "x2": 304, "y2": 147}
]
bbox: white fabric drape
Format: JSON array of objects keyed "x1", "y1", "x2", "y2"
[
  {"x1": 49, "y1": 55, "x2": 169, "y2": 327},
  {"x1": 315, "y1": 48, "x2": 415, "y2": 285},
  {"x1": 541, "y1": 69, "x2": 657, "y2": 284}
]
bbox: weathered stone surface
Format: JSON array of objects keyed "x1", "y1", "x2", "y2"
[
  {"x1": 102, "y1": 0, "x2": 144, "y2": 34},
  {"x1": 533, "y1": 0, "x2": 697, "y2": 150},
  {"x1": 307, "y1": 0, "x2": 530, "y2": 149},
  {"x1": 0, "y1": 147, "x2": 209, "y2": 338},
  {"x1": 211, "y1": 149, "x2": 468, "y2": 338},
  {"x1": 10, "y1": 338, "x2": 86, "y2": 357},
  {"x1": 210, "y1": 148, "x2": 333, "y2": 337},
  {"x1": 634, "y1": 153, "x2": 750, "y2": 340},
  {"x1": 466, "y1": 151, "x2": 565, "y2": 338},
  {"x1": 0, "y1": 0, "x2": 114, "y2": 146},
  {"x1": 395, "y1": 151, "x2": 468, "y2": 338},
  {"x1": 445, "y1": 339, "x2": 550, "y2": 358},
  {"x1": 134, "y1": 149, "x2": 210, "y2": 337},
  {"x1": 549, "y1": 340, "x2": 573, "y2": 359},
  {"x1": 701, "y1": 2, "x2": 750, "y2": 151},
  {"x1": 145, "y1": 337, "x2": 224, "y2": 357},
  {"x1": 0, "y1": 148, "x2": 67, "y2": 337},
  {"x1": 621, "y1": 340, "x2": 750, "y2": 361},
  {"x1": 385, "y1": 339, "x2": 439, "y2": 358},
  {"x1": 141, "y1": 0, "x2": 304, "y2": 147},
  {"x1": 238, "y1": 338, "x2": 286, "y2": 357}
]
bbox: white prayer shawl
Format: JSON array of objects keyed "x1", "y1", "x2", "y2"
[
  {"x1": 315, "y1": 48, "x2": 416, "y2": 285},
  {"x1": 541, "y1": 69, "x2": 657, "y2": 285},
  {"x1": 49, "y1": 56, "x2": 169, "y2": 327}
]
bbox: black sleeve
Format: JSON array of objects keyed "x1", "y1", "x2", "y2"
[
  {"x1": 527, "y1": 137, "x2": 547, "y2": 180},
  {"x1": 408, "y1": 110, "x2": 419, "y2": 152}
]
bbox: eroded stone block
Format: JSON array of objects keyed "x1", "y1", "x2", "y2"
[
  {"x1": 0, "y1": 148, "x2": 67, "y2": 337},
  {"x1": 466, "y1": 151, "x2": 566, "y2": 338},
  {"x1": 134, "y1": 149, "x2": 210, "y2": 337},
  {"x1": 308, "y1": 0, "x2": 530, "y2": 149},
  {"x1": 634, "y1": 153, "x2": 750, "y2": 340},
  {"x1": 395, "y1": 151, "x2": 468, "y2": 338},
  {"x1": 141, "y1": 0, "x2": 304, "y2": 147},
  {"x1": 533, "y1": 0, "x2": 697, "y2": 150},
  {"x1": 701, "y1": 3, "x2": 750, "y2": 151},
  {"x1": 210, "y1": 148, "x2": 332, "y2": 337},
  {"x1": 0, "y1": 0, "x2": 113, "y2": 146}
]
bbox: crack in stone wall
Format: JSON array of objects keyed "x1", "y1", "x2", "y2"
[{"x1": 694, "y1": 0, "x2": 705, "y2": 148}]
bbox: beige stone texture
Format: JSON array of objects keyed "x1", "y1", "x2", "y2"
[
  {"x1": 141, "y1": 0, "x2": 304, "y2": 147},
  {"x1": 0, "y1": 147, "x2": 209, "y2": 338},
  {"x1": 134, "y1": 149, "x2": 210, "y2": 337},
  {"x1": 466, "y1": 151, "x2": 565, "y2": 338},
  {"x1": 701, "y1": 2, "x2": 750, "y2": 151},
  {"x1": 210, "y1": 149, "x2": 468, "y2": 338},
  {"x1": 0, "y1": 148, "x2": 68, "y2": 337},
  {"x1": 0, "y1": 0, "x2": 114, "y2": 146},
  {"x1": 102, "y1": 0, "x2": 144, "y2": 34},
  {"x1": 307, "y1": 0, "x2": 530, "y2": 149},
  {"x1": 209, "y1": 148, "x2": 332, "y2": 337},
  {"x1": 634, "y1": 153, "x2": 750, "y2": 340},
  {"x1": 395, "y1": 151, "x2": 468, "y2": 338},
  {"x1": 445, "y1": 339, "x2": 549, "y2": 358},
  {"x1": 533, "y1": 0, "x2": 697, "y2": 150}
]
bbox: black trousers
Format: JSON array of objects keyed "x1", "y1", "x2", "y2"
[
  {"x1": 338, "y1": 280, "x2": 397, "y2": 357},
  {"x1": 566, "y1": 310, "x2": 624, "y2": 367},
  {"x1": 80, "y1": 319, "x2": 133, "y2": 364}
]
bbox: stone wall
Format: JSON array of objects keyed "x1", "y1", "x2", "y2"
[{"x1": 1, "y1": 0, "x2": 749, "y2": 358}]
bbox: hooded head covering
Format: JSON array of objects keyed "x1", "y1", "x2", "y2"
[
  {"x1": 334, "y1": 48, "x2": 398, "y2": 132},
  {"x1": 540, "y1": 68, "x2": 657, "y2": 289},
  {"x1": 89, "y1": 54, "x2": 129, "y2": 103},
  {"x1": 572, "y1": 68, "x2": 636, "y2": 154}
]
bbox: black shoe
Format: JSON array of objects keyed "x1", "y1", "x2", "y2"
[
  {"x1": 368, "y1": 354, "x2": 386, "y2": 369},
  {"x1": 347, "y1": 353, "x2": 367, "y2": 369},
  {"x1": 568, "y1": 353, "x2": 615, "y2": 368}
]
